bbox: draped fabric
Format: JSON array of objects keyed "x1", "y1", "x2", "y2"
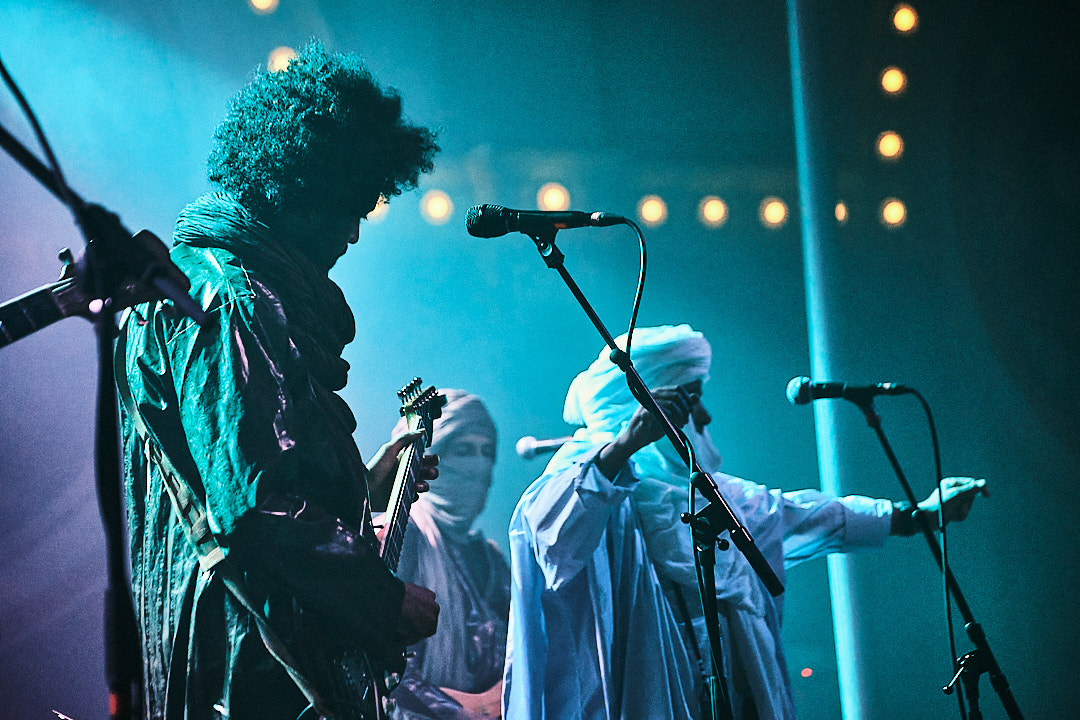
[
  {"x1": 504, "y1": 325, "x2": 894, "y2": 720},
  {"x1": 391, "y1": 502, "x2": 511, "y2": 719},
  {"x1": 119, "y1": 193, "x2": 403, "y2": 720}
]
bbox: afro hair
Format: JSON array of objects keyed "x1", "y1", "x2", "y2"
[{"x1": 207, "y1": 41, "x2": 438, "y2": 221}]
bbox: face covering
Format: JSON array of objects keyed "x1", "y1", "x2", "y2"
[{"x1": 423, "y1": 455, "x2": 494, "y2": 540}]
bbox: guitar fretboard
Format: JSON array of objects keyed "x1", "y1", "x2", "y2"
[{"x1": 382, "y1": 438, "x2": 421, "y2": 571}]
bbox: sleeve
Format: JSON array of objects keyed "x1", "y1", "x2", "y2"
[
  {"x1": 779, "y1": 487, "x2": 893, "y2": 567},
  {"x1": 146, "y1": 288, "x2": 404, "y2": 649},
  {"x1": 517, "y1": 447, "x2": 638, "y2": 592}
]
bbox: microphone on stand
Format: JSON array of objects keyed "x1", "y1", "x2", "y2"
[
  {"x1": 515, "y1": 435, "x2": 574, "y2": 460},
  {"x1": 466, "y1": 204, "x2": 625, "y2": 238},
  {"x1": 786, "y1": 376, "x2": 912, "y2": 406}
]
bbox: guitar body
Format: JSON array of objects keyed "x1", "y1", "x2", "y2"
[{"x1": 325, "y1": 379, "x2": 446, "y2": 720}]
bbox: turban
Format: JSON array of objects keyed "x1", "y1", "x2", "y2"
[{"x1": 563, "y1": 324, "x2": 711, "y2": 435}]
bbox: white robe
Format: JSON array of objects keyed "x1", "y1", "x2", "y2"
[{"x1": 503, "y1": 443, "x2": 892, "y2": 720}]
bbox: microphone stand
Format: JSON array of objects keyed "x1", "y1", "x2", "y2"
[
  {"x1": 525, "y1": 227, "x2": 785, "y2": 720},
  {"x1": 1, "y1": 119, "x2": 206, "y2": 720},
  {"x1": 850, "y1": 399, "x2": 1023, "y2": 720}
]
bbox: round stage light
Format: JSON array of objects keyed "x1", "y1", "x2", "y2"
[
  {"x1": 249, "y1": 0, "x2": 279, "y2": 14},
  {"x1": 537, "y1": 182, "x2": 570, "y2": 211},
  {"x1": 637, "y1": 195, "x2": 668, "y2": 227},
  {"x1": 835, "y1": 202, "x2": 849, "y2": 224},
  {"x1": 876, "y1": 131, "x2": 904, "y2": 160},
  {"x1": 880, "y1": 66, "x2": 907, "y2": 95},
  {"x1": 698, "y1": 196, "x2": 729, "y2": 228},
  {"x1": 881, "y1": 198, "x2": 907, "y2": 227},
  {"x1": 892, "y1": 4, "x2": 919, "y2": 33},
  {"x1": 421, "y1": 190, "x2": 453, "y2": 225},
  {"x1": 759, "y1": 197, "x2": 788, "y2": 228},
  {"x1": 267, "y1": 46, "x2": 297, "y2": 72}
]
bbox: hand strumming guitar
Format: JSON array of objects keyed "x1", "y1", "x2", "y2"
[{"x1": 397, "y1": 581, "x2": 440, "y2": 646}]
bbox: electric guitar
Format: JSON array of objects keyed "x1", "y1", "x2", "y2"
[{"x1": 329, "y1": 379, "x2": 446, "y2": 720}]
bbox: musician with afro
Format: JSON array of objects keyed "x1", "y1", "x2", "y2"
[{"x1": 116, "y1": 41, "x2": 441, "y2": 720}]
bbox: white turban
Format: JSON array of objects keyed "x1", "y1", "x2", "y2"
[{"x1": 563, "y1": 324, "x2": 711, "y2": 436}]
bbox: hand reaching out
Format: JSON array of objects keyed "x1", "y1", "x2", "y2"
[
  {"x1": 892, "y1": 476, "x2": 989, "y2": 536},
  {"x1": 919, "y1": 476, "x2": 990, "y2": 526}
]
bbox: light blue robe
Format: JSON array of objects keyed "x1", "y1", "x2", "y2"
[{"x1": 503, "y1": 443, "x2": 892, "y2": 720}]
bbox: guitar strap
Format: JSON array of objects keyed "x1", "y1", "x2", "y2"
[{"x1": 114, "y1": 311, "x2": 333, "y2": 720}]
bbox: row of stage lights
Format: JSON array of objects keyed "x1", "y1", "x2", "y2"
[
  {"x1": 253, "y1": 2, "x2": 918, "y2": 231},
  {"x1": 365, "y1": 183, "x2": 910, "y2": 231}
]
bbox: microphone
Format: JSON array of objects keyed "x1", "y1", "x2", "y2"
[
  {"x1": 515, "y1": 435, "x2": 574, "y2": 460},
  {"x1": 786, "y1": 376, "x2": 912, "y2": 406},
  {"x1": 466, "y1": 204, "x2": 625, "y2": 238}
]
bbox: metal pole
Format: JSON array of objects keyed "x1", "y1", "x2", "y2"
[{"x1": 786, "y1": 1, "x2": 868, "y2": 717}]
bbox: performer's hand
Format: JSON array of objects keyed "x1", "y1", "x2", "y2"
[
  {"x1": 366, "y1": 429, "x2": 439, "y2": 511},
  {"x1": 920, "y1": 476, "x2": 989, "y2": 526},
  {"x1": 893, "y1": 476, "x2": 989, "y2": 535},
  {"x1": 396, "y1": 582, "x2": 439, "y2": 646},
  {"x1": 596, "y1": 384, "x2": 698, "y2": 479}
]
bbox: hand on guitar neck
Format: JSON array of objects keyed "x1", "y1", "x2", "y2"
[{"x1": 366, "y1": 428, "x2": 439, "y2": 512}]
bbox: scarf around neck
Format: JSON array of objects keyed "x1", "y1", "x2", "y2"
[{"x1": 173, "y1": 193, "x2": 355, "y2": 392}]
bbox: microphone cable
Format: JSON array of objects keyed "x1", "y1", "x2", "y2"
[{"x1": 910, "y1": 389, "x2": 967, "y2": 720}]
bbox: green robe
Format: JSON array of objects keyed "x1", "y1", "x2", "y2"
[{"x1": 118, "y1": 193, "x2": 403, "y2": 720}]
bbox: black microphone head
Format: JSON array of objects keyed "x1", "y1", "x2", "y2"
[
  {"x1": 465, "y1": 204, "x2": 509, "y2": 238},
  {"x1": 786, "y1": 376, "x2": 812, "y2": 405}
]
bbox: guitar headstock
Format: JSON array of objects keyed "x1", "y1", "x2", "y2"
[{"x1": 398, "y1": 378, "x2": 447, "y2": 447}]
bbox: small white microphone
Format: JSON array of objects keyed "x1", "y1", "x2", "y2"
[{"x1": 515, "y1": 435, "x2": 574, "y2": 460}]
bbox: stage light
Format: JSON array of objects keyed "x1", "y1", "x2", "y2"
[
  {"x1": 880, "y1": 66, "x2": 907, "y2": 95},
  {"x1": 759, "y1": 197, "x2": 788, "y2": 228},
  {"x1": 637, "y1": 195, "x2": 668, "y2": 227},
  {"x1": 698, "y1": 196, "x2": 729, "y2": 228},
  {"x1": 249, "y1": 0, "x2": 279, "y2": 14},
  {"x1": 881, "y1": 198, "x2": 907, "y2": 227},
  {"x1": 267, "y1": 46, "x2": 297, "y2": 72},
  {"x1": 876, "y1": 131, "x2": 904, "y2": 160},
  {"x1": 537, "y1": 182, "x2": 570, "y2": 211},
  {"x1": 421, "y1": 190, "x2": 453, "y2": 225},
  {"x1": 801, "y1": 668, "x2": 814, "y2": 678},
  {"x1": 365, "y1": 197, "x2": 388, "y2": 224},
  {"x1": 835, "y1": 202, "x2": 848, "y2": 224},
  {"x1": 892, "y1": 4, "x2": 918, "y2": 33}
]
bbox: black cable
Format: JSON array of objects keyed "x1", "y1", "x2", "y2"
[
  {"x1": 620, "y1": 218, "x2": 647, "y2": 358},
  {"x1": 0, "y1": 53, "x2": 82, "y2": 217},
  {"x1": 910, "y1": 389, "x2": 967, "y2": 720}
]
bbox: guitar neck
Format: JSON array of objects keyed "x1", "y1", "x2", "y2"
[
  {"x1": 0, "y1": 278, "x2": 84, "y2": 349},
  {"x1": 380, "y1": 437, "x2": 422, "y2": 572}
]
